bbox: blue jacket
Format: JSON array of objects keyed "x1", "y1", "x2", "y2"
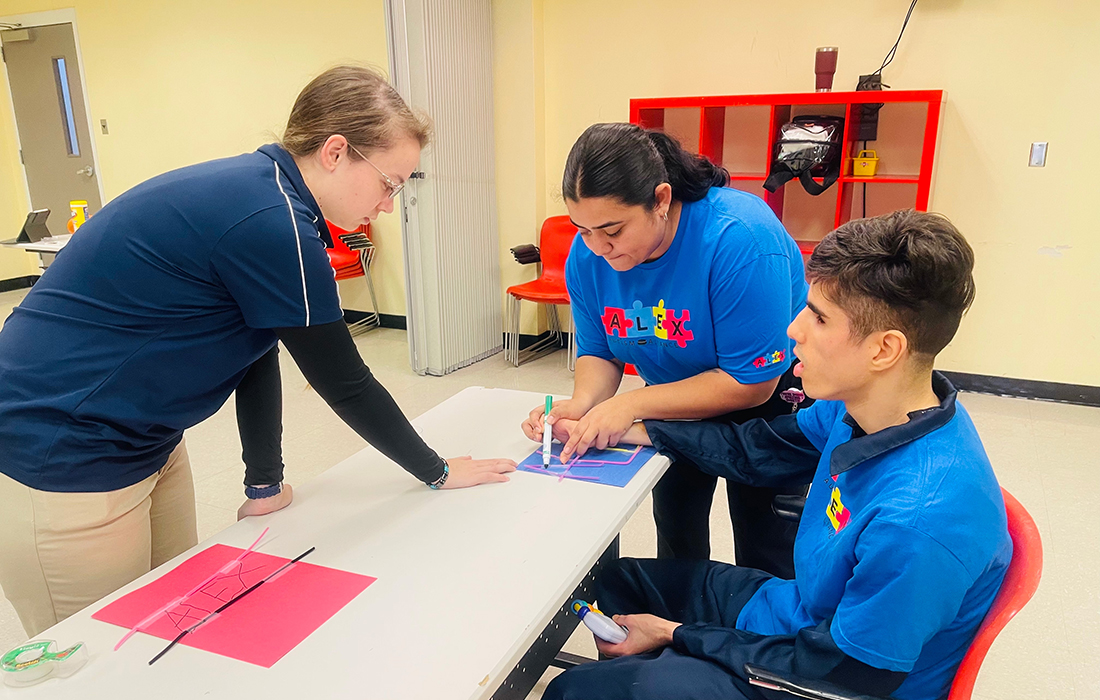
[{"x1": 645, "y1": 373, "x2": 1012, "y2": 700}]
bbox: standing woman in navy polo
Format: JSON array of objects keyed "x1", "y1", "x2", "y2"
[
  {"x1": 0, "y1": 66, "x2": 515, "y2": 637},
  {"x1": 522, "y1": 123, "x2": 808, "y2": 576}
]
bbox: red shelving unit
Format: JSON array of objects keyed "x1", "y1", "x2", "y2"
[{"x1": 630, "y1": 90, "x2": 944, "y2": 254}]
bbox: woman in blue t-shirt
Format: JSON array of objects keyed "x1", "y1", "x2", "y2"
[{"x1": 522, "y1": 123, "x2": 809, "y2": 576}]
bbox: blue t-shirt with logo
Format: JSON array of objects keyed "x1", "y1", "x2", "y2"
[
  {"x1": 736, "y1": 379, "x2": 1012, "y2": 700},
  {"x1": 0, "y1": 144, "x2": 342, "y2": 493},
  {"x1": 566, "y1": 187, "x2": 807, "y2": 387}
]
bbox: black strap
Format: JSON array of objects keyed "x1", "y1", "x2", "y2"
[
  {"x1": 763, "y1": 167, "x2": 796, "y2": 193},
  {"x1": 764, "y1": 156, "x2": 841, "y2": 197},
  {"x1": 797, "y1": 153, "x2": 841, "y2": 196}
]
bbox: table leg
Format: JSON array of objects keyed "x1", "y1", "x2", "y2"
[{"x1": 489, "y1": 535, "x2": 619, "y2": 700}]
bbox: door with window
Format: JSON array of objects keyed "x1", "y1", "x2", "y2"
[{"x1": 2, "y1": 22, "x2": 101, "y2": 230}]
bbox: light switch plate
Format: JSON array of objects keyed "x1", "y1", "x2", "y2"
[{"x1": 1029, "y1": 142, "x2": 1047, "y2": 167}]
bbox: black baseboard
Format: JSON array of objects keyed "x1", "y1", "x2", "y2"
[
  {"x1": 517, "y1": 330, "x2": 572, "y2": 351},
  {"x1": 942, "y1": 370, "x2": 1100, "y2": 408},
  {"x1": 519, "y1": 327, "x2": 580, "y2": 350},
  {"x1": 342, "y1": 310, "x2": 407, "y2": 330},
  {"x1": 0, "y1": 275, "x2": 39, "y2": 293},
  {"x1": 379, "y1": 313, "x2": 406, "y2": 330}
]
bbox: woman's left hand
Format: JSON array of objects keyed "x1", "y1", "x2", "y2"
[
  {"x1": 440, "y1": 456, "x2": 517, "y2": 489},
  {"x1": 237, "y1": 483, "x2": 294, "y2": 520},
  {"x1": 559, "y1": 395, "x2": 637, "y2": 463},
  {"x1": 594, "y1": 614, "x2": 680, "y2": 658}
]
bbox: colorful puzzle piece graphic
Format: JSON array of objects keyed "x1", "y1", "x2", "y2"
[
  {"x1": 653, "y1": 300, "x2": 668, "y2": 340},
  {"x1": 601, "y1": 307, "x2": 634, "y2": 337},
  {"x1": 626, "y1": 301, "x2": 657, "y2": 339},
  {"x1": 661, "y1": 308, "x2": 694, "y2": 348}
]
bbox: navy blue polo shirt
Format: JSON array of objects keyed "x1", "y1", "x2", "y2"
[
  {"x1": 0, "y1": 144, "x2": 343, "y2": 492},
  {"x1": 735, "y1": 375, "x2": 1012, "y2": 700}
]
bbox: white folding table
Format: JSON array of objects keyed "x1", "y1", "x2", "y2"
[
  {"x1": 1, "y1": 234, "x2": 72, "y2": 272},
  {"x1": 4, "y1": 386, "x2": 669, "y2": 699}
]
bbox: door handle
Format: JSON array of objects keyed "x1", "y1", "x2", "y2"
[{"x1": 76, "y1": 165, "x2": 95, "y2": 177}]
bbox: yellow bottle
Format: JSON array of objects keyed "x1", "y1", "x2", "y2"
[{"x1": 67, "y1": 200, "x2": 88, "y2": 234}]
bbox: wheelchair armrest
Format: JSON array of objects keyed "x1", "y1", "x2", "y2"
[
  {"x1": 772, "y1": 494, "x2": 807, "y2": 523},
  {"x1": 510, "y1": 243, "x2": 541, "y2": 265},
  {"x1": 744, "y1": 664, "x2": 891, "y2": 700}
]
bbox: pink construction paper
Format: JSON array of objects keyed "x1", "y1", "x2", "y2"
[{"x1": 93, "y1": 544, "x2": 375, "y2": 667}]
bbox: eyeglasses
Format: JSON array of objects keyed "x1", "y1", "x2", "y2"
[{"x1": 348, "y1": 143, "x2": 406, "y2": 200}]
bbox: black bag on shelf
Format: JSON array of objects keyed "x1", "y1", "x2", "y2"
[{"x1": 764, "y1": 115, "x2": 845, "y2": 196}]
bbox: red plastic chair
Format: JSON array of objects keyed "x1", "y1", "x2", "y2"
[
  {"x1": 327, "y1": 223, "x2": 364, "y2": 279},
  {"x1": 747, "y1": 486, "x2": 1043, "y2": 700},
  {"x1": 326, "y1": 221, "x2": 380, "y2": 335},
  {"x1": 947, "y1": 487, "x2": 1043, "y2": 700},
  {"x1": 505, "y1": 215, "x2": 578, "y2": 368}
]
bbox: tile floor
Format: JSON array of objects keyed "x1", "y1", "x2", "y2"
[{"x1": 0, "y1": 287, "x2": 1096, "y2": 700}]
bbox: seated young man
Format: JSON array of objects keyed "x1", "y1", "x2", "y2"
[{"x1": 544, "y1": 210, "x2": 1012, "y2": 700}]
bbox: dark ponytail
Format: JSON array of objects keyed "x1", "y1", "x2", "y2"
[{"x1": 562, "y1": 123, "x2": 729, "y2": 208}]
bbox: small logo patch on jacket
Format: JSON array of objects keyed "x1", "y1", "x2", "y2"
[{"x1": 827, "y1": 486, "x2": 851, "y2": 533}]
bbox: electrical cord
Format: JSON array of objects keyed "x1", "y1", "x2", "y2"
[
  {"x1": 857, "y1": 0, "x2": 919, "y2": 174},
  {"x1": 862, "y1": 141, "x2": 868, "y2": 219},
  {"x1": 875, "y1": 0, "x2": 919, "y2": 77}
]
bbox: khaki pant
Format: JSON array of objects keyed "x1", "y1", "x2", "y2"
[{"x1": 0, "y1": 440, "x2": 197, "y2": 637}]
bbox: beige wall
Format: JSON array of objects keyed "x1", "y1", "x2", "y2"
[
  {"x1": 0, "y1": 0, "x2": 407, "y2": 315},
  {"x1": 2, "y1": 2, "x2": 1096, "y2": 385},
  {"x1": 491, "y1": 0, "x2": 548, "y2": 335},
  {"x1": 494, "y1": 0, "x2": 1099, "y2": 386}
]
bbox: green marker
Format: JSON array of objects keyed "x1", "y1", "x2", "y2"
[{"x1": 542, "y1": 395, "x2": 553, "y2": 468}]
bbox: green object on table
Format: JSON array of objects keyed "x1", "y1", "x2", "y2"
[
  {"x1": 543, "y1": 395, "x2": 553, "y2": 467},
  {"x1": 2, "y1": 640, "x2": 87, "y2": 687}
]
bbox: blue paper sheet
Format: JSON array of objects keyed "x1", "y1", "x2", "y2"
[{"x1": 517, "y1": 442, "x2": 658, "y2": 488}]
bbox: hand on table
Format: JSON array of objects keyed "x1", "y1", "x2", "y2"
[
  {"x1": 521, "y1": 398, "x2": 589, "y2": 444},
  {"x1": 594, "y1": 614, "x2": 680, "y2": 658},
  {"x1": 440, "y1": 456, "x2": 517, "y2": 489},
  {"x1": 559, "y1": 395, "x2": 637, "y2": 463},
  {"x1": 237, "y1": 483, "x2": 294, "y2": 520}
]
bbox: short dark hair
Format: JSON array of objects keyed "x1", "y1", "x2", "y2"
[
  {"x1": 806, "y1": 210, "x2": 976, "y2": 364},
  {"x1": 562, "y1": 123, "x2": 729, "y2": 208}
]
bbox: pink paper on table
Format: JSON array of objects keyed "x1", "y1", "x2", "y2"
[{"x1": 92, "y1": 544, "x2": 375, "y2": 667}]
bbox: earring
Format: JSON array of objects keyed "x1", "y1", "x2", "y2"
[{"x1": 662, "y1": 211, "x2": 668, "y2": 221}]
